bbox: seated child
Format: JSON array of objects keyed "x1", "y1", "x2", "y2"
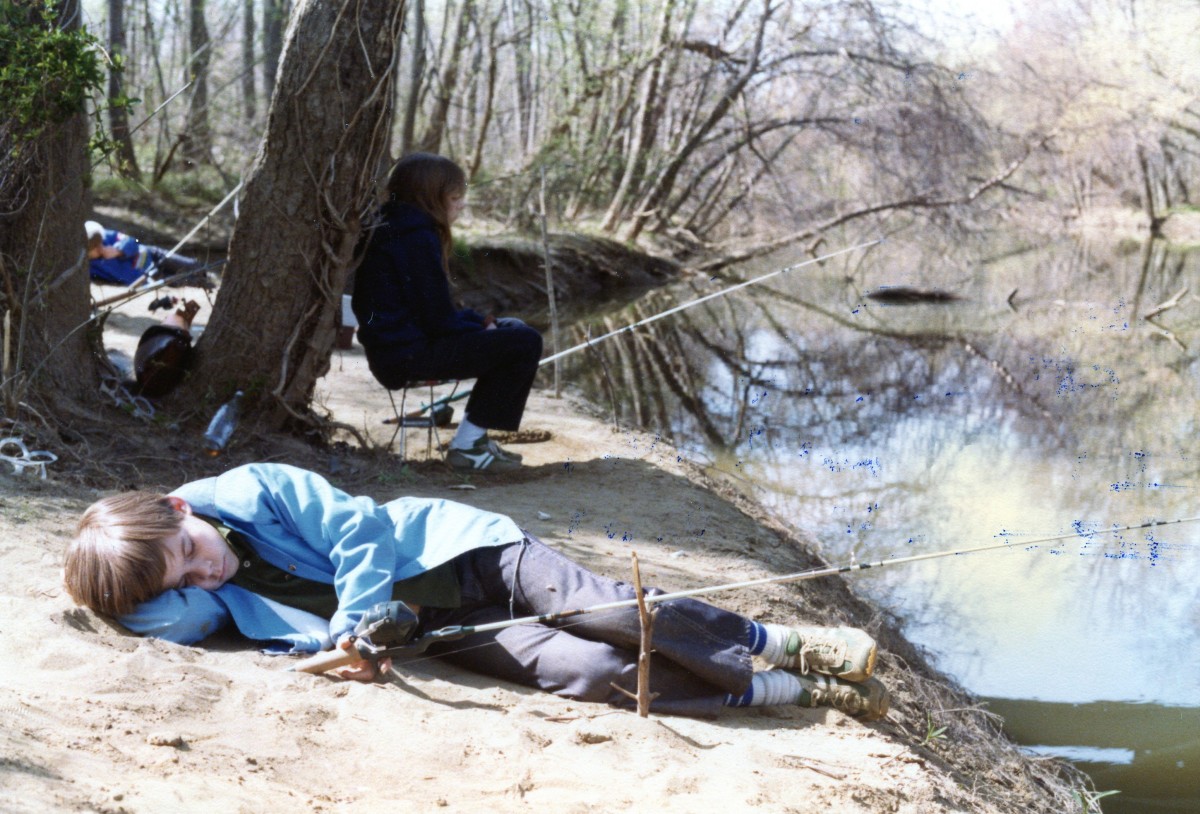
[
  {"x1": 63, "y1": 463, "x2": 888, "y2": 720},
  {"x1": 352, "y1": 153, "x2": 541, "y2": 472}
]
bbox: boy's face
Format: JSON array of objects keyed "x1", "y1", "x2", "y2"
[{"x1": 159, "y1": 497, "x2": 240, "y2": 592}]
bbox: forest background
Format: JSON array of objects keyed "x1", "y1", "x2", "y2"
[
  {"x1": 2, "y1": 0, "x2": 1198, "y2": 439},
  {"x1": 1, "y1": 3, "x2": 1197, "y2": 812}
]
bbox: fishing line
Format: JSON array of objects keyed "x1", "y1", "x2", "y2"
[
  {"x1": 539, "y1": 238, "x2": 884, "y2": 366},
  {"x1": 482, "y1": 516, "x2": 1200, "y2": 625},
  {"x1": 404, "y1": 238, "x2": 885, "y2": 415},
  {"x1": 453, "y1": 517, "x2": 1200, "y2": 632},
  {"x1": 297, "y1": 515, "x2": 1200, "y2": 674}
]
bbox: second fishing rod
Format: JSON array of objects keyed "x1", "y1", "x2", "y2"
[{"x1": 403, "y1": 237, "x2": 885, "y2": 415}]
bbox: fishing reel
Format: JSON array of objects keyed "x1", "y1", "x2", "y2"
[
  {"x1": 289, "y1": 601, "x2": 427, "y2": 675},
  {"x1": 350, "y1": 600, "x2": 420, "y2": 659}
]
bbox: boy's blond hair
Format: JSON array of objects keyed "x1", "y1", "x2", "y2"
[{"x1": 64, "y1": 492, "x2": 180, "y2": 617}]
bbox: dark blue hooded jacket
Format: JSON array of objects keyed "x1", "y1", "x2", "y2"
[{"x1": 351, "y1": 202, "x2": 485, "y2": 351}]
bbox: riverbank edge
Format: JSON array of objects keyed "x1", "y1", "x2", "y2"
[
  {"x1": 600, "y1": 410, "x2": 1100, "y2": 812},
  {"x1": 77, "y1": 201, "x2": 1100, "y2": 808},
  {"x1": 344, "y1": 374, "x2": 1104, "y2": 813}
]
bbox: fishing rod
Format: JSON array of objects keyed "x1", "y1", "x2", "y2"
[
  {"x1": 92, "y1": 258, "x2": 228, "y2": 310},
  {"x1": 289, "y1": 515, "x2": 1199, "y2": 674},
  {"x1": 540, "y1": 237, "x2": 883, "y2": 366},
  {"x1": 398, "y1": 237, "x2": 884, "y2": 417},
  {"x1": 93, "y1": 180, "x2": 244, "y2": 311}
]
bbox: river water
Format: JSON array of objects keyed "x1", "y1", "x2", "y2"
[{"x1": 555, "y1": 232, "x2": 1199, "y2": 813}]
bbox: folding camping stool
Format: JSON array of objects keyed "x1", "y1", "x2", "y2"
[{"x1": 386, "y1": 379, "x2": 460, "y2": 461}]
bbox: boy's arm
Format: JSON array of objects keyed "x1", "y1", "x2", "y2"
[
  {"x1": 120, "y1": 584, "x2": 332, "y2": 653},
  {"x1": 237, "y1": 464, "x2": 402, "y2": 643},
  {"x1": 119, "y1": 588, "x2": 231, "y2": 644},
  {"x1": 111, "y1": 232, "x2": 141, "y2": 260}
]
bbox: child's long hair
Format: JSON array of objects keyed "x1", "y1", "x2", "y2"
[
  {"x1": 64, "y1": 492, "x2": 179, "y2": 617},
  {"x1": 385, "y1": 152, "x2": 466, "y2": 274}
]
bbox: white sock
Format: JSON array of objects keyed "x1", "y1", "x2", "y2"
[
  {"x1": 727, "y1": 670, "x2": 804, "y2": 707},
  {"x1": 757, "y1": 622, "x2": 794, "y2": 667},
  {"x1": 449, "y1": 416, "x2": 487, "y2": 450}
]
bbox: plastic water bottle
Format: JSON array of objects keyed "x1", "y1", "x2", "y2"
[{"x1": 203, "y1": 390, "x2": 244, "y2": 456}]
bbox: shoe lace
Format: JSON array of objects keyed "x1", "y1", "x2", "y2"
[{"x1": 795, "y1": 635, "x2": 847, "y2": 675}]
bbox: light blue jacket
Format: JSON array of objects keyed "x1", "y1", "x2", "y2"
[{"x1": 119, "y1": 463, "x2": 523, "y2": 652}]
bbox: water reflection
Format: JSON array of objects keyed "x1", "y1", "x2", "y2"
[
  {"x1": 986, "y1": 699, "x2": 1200, "y2": 814},
  {"x1": 560, "y1": 235, "x2": 1199, "y2": 813}
]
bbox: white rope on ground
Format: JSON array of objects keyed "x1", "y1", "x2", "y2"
[
  {"x1": 0, "y1": 437, "x2": 58, "y2": 479},
  {"x1": 99, "y1": 375, "x2": 156, "y2": 421}
]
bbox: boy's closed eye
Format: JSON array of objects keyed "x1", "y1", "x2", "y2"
[{"x1": 161, "y1": 510, "x2": 240, "y2": 593}]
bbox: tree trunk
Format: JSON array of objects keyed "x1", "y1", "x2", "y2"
[
  {"x1": 182, "y1": 0, "x2": 405, "y2": 432},
  {"x1": 466, "y1": 12, "x2": 499, "y2": 181},
  {"x1": 415, "y1": 0, "x2": 472, "y2": 155},
  {"x1": 182, "y1": 0, "x2": 212, "y2": 165},
  {"x1": 0, "y1": 0, "x2": 95, "y2": 418},
  {"x1": 506, "y1": 0, "x2": 533, "y2": 156},
  {"x1": 106, "y1": 0, "x2": 141, "y2": 178},
  {"x1": 600, "y1": 0, "x2": 675, "y2": 232},
  {"x1": 399, "y1": 0, "x2": 425, "y2": 154}
]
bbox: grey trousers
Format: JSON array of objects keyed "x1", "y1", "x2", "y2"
[{"x1": 419, "y1": 537, "x2": 754, "y2": 718}]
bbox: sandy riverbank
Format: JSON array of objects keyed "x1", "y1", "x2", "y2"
[{"x1": 0, "y1": 288, "x2": 1094, "y2": 813}]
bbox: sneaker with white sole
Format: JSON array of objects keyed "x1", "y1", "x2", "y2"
[
  {"x1": 795, "y1": 673, "x2": 889, "y2": 721},
  {"x1": 780, "y1": 625, "x2": 877, "y2": 683},
  {"x1": 446, "y1": 436, "x2": 522, "y2": 472},
  {"x1": 485, "y1": 438, "x2": 522, "y2": 463}
]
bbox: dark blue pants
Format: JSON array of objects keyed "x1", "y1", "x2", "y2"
[
  {"x1": 365, "y1": 318, "x2": 542, "y2": 431},
  {"x1": 421, "y1": 537, "x2": 754, "y2": 718},
  {"x1": 145, "y1": 245, "x2": 200, "y2": 279}
]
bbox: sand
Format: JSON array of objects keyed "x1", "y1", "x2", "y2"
[{"x1": 0, "y1": 290, "x2": 1090, "y2": 813}]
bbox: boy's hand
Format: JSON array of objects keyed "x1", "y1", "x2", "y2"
[{"x1": 332, "y1": 634, "x2": 392, "y2": 683}]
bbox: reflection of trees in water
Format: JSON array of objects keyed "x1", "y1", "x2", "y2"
[
  {"x1": 564, "y1": 236, "x2": 1199, "y2": 469},
  {"x1": 559, "y1": 239, "x2": 1200, "y2": 716},
  {"x1": 566, "y1": 286, "x2": 1061, "y2": 454},
  {"x1": 561, "y1": 238, "x2": 1200, "y2": 587}
]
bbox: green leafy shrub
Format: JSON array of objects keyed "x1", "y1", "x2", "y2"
[{"x1": 0, "y1": 1, "x2": 103, "y2": 149}]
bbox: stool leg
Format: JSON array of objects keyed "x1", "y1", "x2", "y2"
[
  {"x1": 425, "y1": 382, "x2": 435, "y2": 459},
  {"x1": 399, "y1": 387, "x2": 408, "y2": 459},
  {"x1": 429, "y1": 380, "x2": 458, "y2": 455},
  {"x1": 387, "y1": 390, "x2": 403, "y2": 450}
]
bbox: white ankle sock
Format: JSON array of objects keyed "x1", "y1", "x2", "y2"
[
  {"x1": 450, "y1": 417, "x2": 487, "y2": 450},
  {"x1": 727, "y1": 670, "x2": 804, "y2": 707},
  {"x1": 756, "y1": 622, "x2": 794, "y2": 667}
]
